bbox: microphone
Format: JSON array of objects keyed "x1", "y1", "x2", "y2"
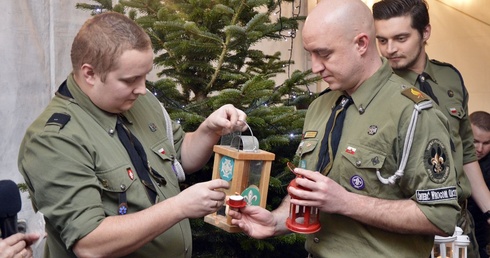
[{"x1": 0, "y1": 180, "x2": 22, "y2": 238}]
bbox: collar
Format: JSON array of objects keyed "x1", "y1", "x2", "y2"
[
  {"x1": 394, "y1": 55, "x2": 438, "y2": 85},
  {"x1": 349, "y1": 57, "x2": 394, "y2": 114},
  {"x1": 57, "y1": 74, "x2": 119, "y2": 134}
]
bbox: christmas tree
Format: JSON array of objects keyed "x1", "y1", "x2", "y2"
[{"x1": 76, "y1": 0, "x2": 319, "y2": 257}]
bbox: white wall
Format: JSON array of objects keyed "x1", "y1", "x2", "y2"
[
  {"x1": 427, "y1": 0, "x2": 490, "y2": 113},
  {"x1": 0, "y1": 1, "x2": 90, "y2": 256}
]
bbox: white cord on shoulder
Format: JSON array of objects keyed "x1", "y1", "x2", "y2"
[
  {"x1": 376, "y1": 100, "x2": 433, "y2": 185},
  {"x1": 161, "y1": 103, "x2": 186, "y2": 182}
]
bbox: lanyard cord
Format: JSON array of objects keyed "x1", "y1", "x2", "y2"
[{"x1": 376, "y1": 100, "x2": 433, "y2": 185}]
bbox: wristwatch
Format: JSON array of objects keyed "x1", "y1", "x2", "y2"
[{"x1": 484, "y1": 210, "x2": 490, "y2": 220}]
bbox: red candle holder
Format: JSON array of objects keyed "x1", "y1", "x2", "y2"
[
  {"x1": 227, "y1": 194, "x2": 247, "y2": 209},
  {"x1": 285, "y1": 162, "x2": 321, "y2": 234}
]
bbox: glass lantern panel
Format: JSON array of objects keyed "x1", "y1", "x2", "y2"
[
  {"x1": 248, "y1": 160, "x2": 263, "y2": 186},
  {"x1": 457, "y1": 248, "x2": 467, "y2": 258},
  {"x1": 433, "y1": 244, "x2": 452, "y2": 258}
]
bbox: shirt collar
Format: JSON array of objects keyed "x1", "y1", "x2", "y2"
[
  {"x1": 350, "y1": 57, "x2": 394, "y2": 114},
  {"x1": 393, "y1": 55, "x2": 437, "y2": 85},
  {"x1": 64, "y1": 74, "x2": 119, "y2": 133}
]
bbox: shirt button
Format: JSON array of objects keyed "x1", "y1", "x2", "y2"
[
  {"x1": 185, "y1": 248, "x2": 189, "y2": 253},
  {"x1": 101, "y1": 179, "x2": 109, "y2": 188},
  {"x1": 355, "y1": 160, "x2": 362, "y2": 167},
  {"x1": 313, "y1": 237, "x2": 320, "y2": 243},
  {"x1": 120, "y1": 184, "x2": 126, "y2": 191}
]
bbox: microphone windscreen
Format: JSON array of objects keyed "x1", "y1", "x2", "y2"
[{"x1": 0, "y1": 180, "x2": 22, "y2": 218}]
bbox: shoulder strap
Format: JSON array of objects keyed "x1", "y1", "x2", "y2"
[
  {"x1": 430, "y1": 59, "x2": 467, "y2": 101},
  {"x1": 401, "y1": 87, "x2": 431, "y2": 104}
]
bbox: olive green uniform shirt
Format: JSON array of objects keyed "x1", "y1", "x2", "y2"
[
  {"x1": 297, "y1": 59, "x2": 460, "y2": 257},
  {"x1": 395, "y1": 56, "x2": 476, "y2": 202},
  {"x1": 18, "y1": 75, "x2": 192, "y2": 257}
]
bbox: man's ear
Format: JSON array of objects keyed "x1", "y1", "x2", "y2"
[
  {"x1": 355, "y1": 33, "x2": 369, "y2": 55},
  {"x1": 422, "y1": 24, "x2": 431, "y2": 42},
  {"x1": 80, "y1": 63, "x2": 96, "y2": 86}
]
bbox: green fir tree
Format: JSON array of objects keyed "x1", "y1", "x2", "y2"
[{"x1": 76, "y1": 0, "x2": 320, "y2": 257}]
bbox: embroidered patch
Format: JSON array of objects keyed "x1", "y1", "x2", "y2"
[
  {"x1": 401, "y1": 87, "x2": 430, "y2": 103},
  {"x1": 118, "y1": 203, "x2": 128, "y2": 215},
  {"x1": 416, "y1": 187, "x2": 457, "y2": 203},
  {"x1": 345, "y1": 146, "x2": 356, "y2": 155},
  {"x1": 304, "y1": 131, "x2": 318, "y2": 138},
  {"x1": 424, "y1": 139, "x2": 450, "y2": 183},
  {"x1": 368, "y1": 125, "x2": 378, "y2": 135},
  {"x1": 127, "y1": 168, "x2": 134, "y2": 180},
  {"x1": 350, "y1": 175, "x2": 365, "y2": 190}
]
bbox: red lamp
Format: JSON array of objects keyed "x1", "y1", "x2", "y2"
[{"x1": 285, "y1": 162, "x2": 321, "y2": 234}]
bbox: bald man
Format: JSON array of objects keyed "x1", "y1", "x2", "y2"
[{"x1": 229, "y1": 0, "x2": 459, "y2": 256}]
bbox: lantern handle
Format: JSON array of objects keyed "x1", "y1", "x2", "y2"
[{"x1": 238, "y1": 120, "x2": 255, "y2": 144}]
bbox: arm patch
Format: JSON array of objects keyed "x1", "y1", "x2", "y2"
[
  {"x1": 401, "y1": 87, "x2": 431, "y2": 104},
  {"x1": 46, "y1": 113, "x2": 71, "y2": 129}
]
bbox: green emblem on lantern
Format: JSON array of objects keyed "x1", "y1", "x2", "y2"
[
  {"x1": 219, "y1": 156, "x2": 234, "y2": 181},
  {"x1": 242, "y1": 185, "x2": 260, "y2": 206}
]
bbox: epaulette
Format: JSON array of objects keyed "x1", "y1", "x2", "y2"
[
  {"x1": 401, "y1": 87, "x2": 431, "y2": 104},
  {"x1": 318, "y1": 87, "x2": 332, "y2": 97},
  {"x1": 429, "y1": 59, "x2": 454, "y2": 68},
  {"x1": 429, "y1": 59, "x2": 467, "y2": 100},
  {"x1": 45, "y1": 113, "x2": 71, "y2": 132}
]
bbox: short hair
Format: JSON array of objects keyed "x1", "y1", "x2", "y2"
[
  {"x1": 470, "y1": 111, "x2": 490, "y2": 132},
  {"x1": 372, "y1": 0, "x2": 429, "y2": 38},
  {"x1": 71, "y1": 12, "x2": 151, "y2": 81}
]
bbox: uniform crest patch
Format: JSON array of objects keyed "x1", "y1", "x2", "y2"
[
  {"x1": 424, "y1": 139, "x2": 450, "y2": 183},
  {"x1": 350, "y1": 175, "x2": 365, "y2": 190}
]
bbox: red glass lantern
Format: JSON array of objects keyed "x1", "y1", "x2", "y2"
[{"x1": 285, "y1": 162, "x2": 321, "y2": 234}]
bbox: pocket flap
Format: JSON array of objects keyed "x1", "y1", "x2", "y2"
[{"x1": 340, "y1": 144, "x2": 386, "y2": 170}]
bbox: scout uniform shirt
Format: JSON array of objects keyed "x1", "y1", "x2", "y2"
[
  {"x1": 395, "y1": 56, "x2": 476, "y2": 202},
  {"x1": 297, "y1": 59, "x2": 460, "y2": 257},
  {"x1": 18, "y1": 74, "x2": 192, "y2": 257}
]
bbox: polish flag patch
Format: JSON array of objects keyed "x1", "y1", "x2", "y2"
[
  {"x1": 127, "y1": 168, "x2": 134, "y2": 180},
  {"x1": 158, "y1": 148, "x2": 165, "y2": 154},
  {"x1": 346, "y1": 146, "x2": 356, "y2": 155},
  {"x1": 450, "y1": 108, "x2": 457, "y2": 114}
]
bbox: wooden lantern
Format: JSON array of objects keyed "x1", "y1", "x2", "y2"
[{"x1": 204, "y1": 135, "x2": 275, "y2": 232}]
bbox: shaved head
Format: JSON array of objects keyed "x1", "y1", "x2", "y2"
[
  {"x1": 303, "y1": 0, "x2": 381, "y2": 94},
  {"x1": 304, "y1": 0, "x2": 375, "y2": 43}
]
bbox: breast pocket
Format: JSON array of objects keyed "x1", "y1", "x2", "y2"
[
  {"x1": 295, "y1": 139, "x2": 319, "y2": 169},
  {"x1": 339, "y1": 144, "x2": 387, "y2": 195},
  {"x1": 97, "y1": 164, "x2": 138, "y2": 215},
  {"x1": 445, "y1": 103, "x2": 465, "y2": 120}
]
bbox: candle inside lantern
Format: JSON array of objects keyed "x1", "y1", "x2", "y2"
[{"x1": 227, "y1": 194, "x2": 246, "y2": 208}]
